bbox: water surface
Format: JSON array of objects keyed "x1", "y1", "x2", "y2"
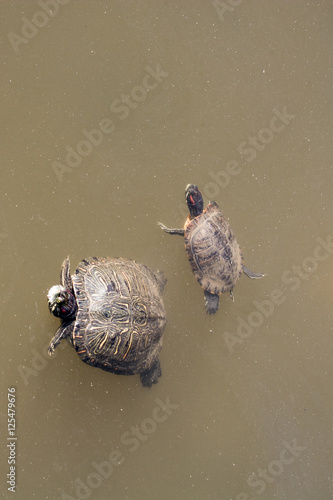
[{"x1": 1, "y1": 1, "x2": 332, "y2": 499}]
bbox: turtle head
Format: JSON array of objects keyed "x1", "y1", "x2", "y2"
[
  {"x1": 47, "y1": 285, "x2": 77, "y2": 320},
  {"x1": 185, "y1": 184, "x2": 204, "y2": 218}
]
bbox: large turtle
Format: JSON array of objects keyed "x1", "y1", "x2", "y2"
[
  {"x1": 158, "y1": 184, "x2": 264, "y2": 314},
  {"x1": 47, "y1": 256, "x2": 167, "y2": 387}
]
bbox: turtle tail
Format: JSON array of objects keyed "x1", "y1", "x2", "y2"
[{"x1": 204, "y1": 290, "x2": 219, "y2": 314}]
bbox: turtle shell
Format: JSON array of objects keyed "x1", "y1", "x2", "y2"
[
  {"x1": 184, "y1": 201, "x2": 243, "y2": 295},
  {"x1": 71, "y1": 257, "x2": 166, "y2": 376}
]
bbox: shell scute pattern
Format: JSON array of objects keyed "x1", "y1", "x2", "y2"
[
  {"x1": 72, "y1": 257, "x2": 166, "y2": 375},
  {"x1": 185, "y1": 202, "x2": 243, "y2": 295}
]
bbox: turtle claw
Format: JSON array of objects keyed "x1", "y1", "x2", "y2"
[{"x1": 48, "y1": 343, "x2": 55, "y2": 356}]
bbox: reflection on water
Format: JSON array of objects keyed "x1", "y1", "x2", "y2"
[{"x1": 1, "y1": 1, "x2": 332, "y2": 499}]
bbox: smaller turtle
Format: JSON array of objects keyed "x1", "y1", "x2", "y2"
[{"x1": 158, "y1": 184, "x2": 264, "y2": 314}]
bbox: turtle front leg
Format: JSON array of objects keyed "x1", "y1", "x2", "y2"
[
  {"x1": 48, "y1": 322, "x2": 73, "y2": 355},
  {"x1": 158, "y1": 222, "x2": 185, "y2": 236},
  {"x1": 243, "y1": 266, "x2": 266, "y2": 279}
]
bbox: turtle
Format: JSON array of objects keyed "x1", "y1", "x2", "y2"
[
  {"x1": 158, "y1": 184, "x2": 264, "y2": 314},
  {"x1": 47, "y1": 256, "x2": 167, "y2": 387}
]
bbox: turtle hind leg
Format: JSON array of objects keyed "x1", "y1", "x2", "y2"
[
  {"x1": 243, "y1": 266, "x2": 266, "y2": 279},
  {"x1": 204, "y1": 290, "x2": 220, "y2": 314},
  {"x1": 140, "y1": 360, "x2": 162, "y2": 388}
]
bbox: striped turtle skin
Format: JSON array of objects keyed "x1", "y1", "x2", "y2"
[{"x1": 47, "y1": 257, "x2": 167, "y2": 387}]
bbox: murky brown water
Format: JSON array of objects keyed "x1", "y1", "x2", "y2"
[{"x1": 1, "y1": 1, "x2": 332, "y2": 499}]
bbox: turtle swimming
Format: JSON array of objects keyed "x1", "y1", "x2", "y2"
[
  {"x1": 158, "y1": 184, "x2": 264, "y2": 314},
  {"x1": 47, "y1": 256, "x2": 167, "y2": 387}
]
